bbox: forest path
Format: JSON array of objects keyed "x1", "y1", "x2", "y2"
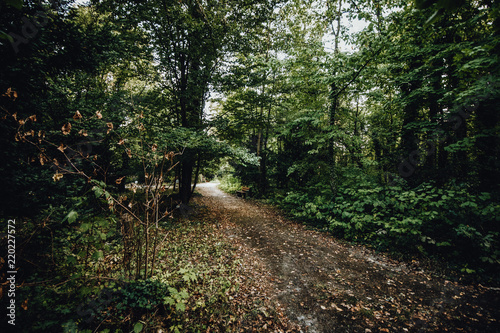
[{"x1": 194, "y1": 182, "x2": 500, "y2": 333}]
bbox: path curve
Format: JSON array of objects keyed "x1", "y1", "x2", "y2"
[{"x1": 195, "y1": 183, "x2": 500, "y2": 333}]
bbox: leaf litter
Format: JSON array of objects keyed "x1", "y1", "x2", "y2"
[{"x1": 194, "y1": 183, "x2": 500, "y2": 333}]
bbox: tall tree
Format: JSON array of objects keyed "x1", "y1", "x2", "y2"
[{"x1": 94, "y1": 0, "x2": 280, "y2": 204}]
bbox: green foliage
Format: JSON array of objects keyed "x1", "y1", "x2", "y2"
[
  {"x1": 1, "y1": 0, "x2": 500, "y2": 330},
  {"x1": 279, "y1": 179, "x2": 500, "y2": 274},
  {"x1": 218, "y1": 174, "x2": 242, "y2": 194},
  {"x1": 116, "y1": 279, "x2": 188, "y2": 315}
]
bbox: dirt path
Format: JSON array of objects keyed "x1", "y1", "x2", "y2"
[{"x1": 195, "y1": 183, "x2": 500, "y2": 332}]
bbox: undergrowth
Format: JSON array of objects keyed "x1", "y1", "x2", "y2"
[
  {"x1": 2, "y1": 199, "x2": 288, "y2": 332},
  {"x1": 218, "y1": 174, "x2": 242, "y2": 194},
  {"x1": 68, "y1": 219, "x2": 242, "y2": 332},
  {"x1": 274, "y1": 178, "x2": 500, "y2": 284}
]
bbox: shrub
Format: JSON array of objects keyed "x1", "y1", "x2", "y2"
[
  {"x1": 218, "y1": 174, "x2": 242, "y2": 194},
  {"x1": 279, "y1": 181, "x2": 500, "y2": 275}
]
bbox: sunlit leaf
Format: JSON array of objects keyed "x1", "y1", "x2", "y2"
[
  {"x1": 65, "y1": 210, "x2": 78, "y2": 224},
  {"x1": 93, "y1": 185, "x2": 104, "y2": 198},
  {"x1": 133, "y1": 322, "x2": 144, "y2": 333},
  {"x1": 175, "y1": 302, "x2": 186, "y2": 312}
]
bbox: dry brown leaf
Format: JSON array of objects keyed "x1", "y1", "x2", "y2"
[
  {"x1": 61, "y1": 122, "x2": 71, "y2": 135},
  {"x1": 78, "y1": 129, "x2": 88, "y2": 136},
  {"x1": 57, "y1": 143, "x2": 65, "y2": 153},
  {"x1": 3, "y1": 88, "x2": 18, "y2": 100},
  {"x1": 29, "y1": 115, "x2": 36, "y2": 122},
  {"x1": 96, "y1": 110, "x2": 102, "y2": 119},
  {"x1": 151, "y1": 144, "x2": 157, "y2": 152},
  {"x1": 39, "y1": 154, "x2": 48, "y2": 166},
  {"x1": 115, "y1": 176, "x2": 125, "y2": 185},
  {"x1": 118, "y1": 138, "x2": 125, "y2": 145},
  {"x1": 126, "y1": 148, "x2": 132, "y2": 158},
  {"x1": 106, "y1": 122, "x2": 113, "y2": 134},
  {"x1": 52, "y1": 173, "x2": 63, "y2": 182},
  {"x1": 21, "y1": 299, "x2": 28, "y2": 311},
  {"x1": 166, "y1": 151, "x2": 175, "y2": 161},
  {"x1": 73, "y1": 110, "x2": 82, "y2": 120},
  {"x1": 332, "y1": 303, "x2": 343, "y2": 311}
]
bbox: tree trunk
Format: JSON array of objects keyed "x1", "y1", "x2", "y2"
[
  {"x1": 475, "y1": 98, "x2": 500, "y2": 193},
  {"x1": 180, "y1": 154, "x2": 194, "y2": 205},
  {"x1": 329, "y1": 81, "x2": 338, "y2": 196},
  {"x1": 399, "y1": 75, "x2": 421, "y2": 187}
]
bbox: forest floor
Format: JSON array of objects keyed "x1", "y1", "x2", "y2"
[{"x1": 193, "y1": 182, "x2": 500, "y2": 333}]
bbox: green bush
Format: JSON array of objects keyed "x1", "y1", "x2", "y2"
[
  {"x1": 279, "y1": 181, "x2": 500, "y2": 275},
  {"x1": 218, "y1": 174, "x2": 242, "y2": 194}
]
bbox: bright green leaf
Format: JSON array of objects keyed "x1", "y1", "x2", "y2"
[{"x1": 133, "y1": 322, "x2": 144, "y2": 333}]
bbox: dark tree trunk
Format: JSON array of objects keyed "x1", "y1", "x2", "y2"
[
  {"x1": 399, "y1": 75, "x2": 421, "y2": 187},
  {"x1": 180, "y1": 153, "x2": 194, "y2": 205},
  {"x1": 475, "y1": 98, "x2": 500, "y2": 193},
  {"x1": 329, "y1": 81, "x2": 338, "y2": 196}
]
